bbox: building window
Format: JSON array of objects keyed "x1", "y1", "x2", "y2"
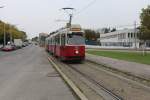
[
  {"x1": 128, "y1": 33, "x2": 130, "y2": 38},
  {"x1": 131, "y1": 33, "x2": 133, "y2": 38}
]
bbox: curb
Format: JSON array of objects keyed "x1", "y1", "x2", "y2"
[{"x1": 48, "y1": 57, "x2": 88, "y2": 100}]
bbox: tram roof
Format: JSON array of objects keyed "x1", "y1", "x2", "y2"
[{"x1": 49, "y1": 24, "x2": 82, "y2": 36}]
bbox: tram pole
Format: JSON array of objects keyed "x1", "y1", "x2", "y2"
[
  {"x1": 69, "y1": 14, "x2": 72, "y2": 27},
  {"x1": 62, "y1": 7, "x2": 74, "y2": 28}
]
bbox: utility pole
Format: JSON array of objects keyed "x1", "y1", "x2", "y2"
[
  {"x1": 3, "y1": 23, "x2": 6, "y2": 46},
  {"x1": 134, "y1": 21, "x2": 137, "y2": 49},
  {"x1": 62, "y1": 7, "x2": 74, "y2": 28},
  {"x1": 0, "y1": 6, "x2": 5, "y2": 46},
  {"x1": 9, "y1": 25, "x2": 12, "y2": 44}
]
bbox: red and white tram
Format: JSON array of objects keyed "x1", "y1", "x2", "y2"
[{"x1": 46, "y1": 24, "x2": 85, "y2": 61}]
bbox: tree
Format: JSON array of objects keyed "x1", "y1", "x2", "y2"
[
  {"x1": 32, "y1": 36, "x2": 38, "y2": 42},
  {"x1": 139, "y1": 5, "x2": 150, "y2": 55},
  {"x1": 84, "y1": 29, "x2": 100, "y2": 45},
  {"x1": 139, "y1": 5, "x2": 150, "y2": 40},
  {"x1": 104, "y1": 28, "x2": 110, "y2": 33},
  {"x1": 20, "y1": 31, "x2": 27, "y2": 41},
  {"x1": 111, "y1": 28, "x2": 117, "y2": 32},
  {"x1": 84, "y1": 29, "x2": 97, "y2": 41},
  {"x1": 0, "y1": 20, "x2": 27, "y2": 44}
]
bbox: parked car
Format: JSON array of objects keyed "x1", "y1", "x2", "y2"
[
  {"x1": 22, "y1": 43, "x2": 26, "y2": 47},
  {"x1": 11, "y1": 45, "x2": 17, "y2": 50},
  {"x1": 35, "y1": 42, "x2": 38, "y2": 45},
  {"x1": 2, "y1": 45, "x2": 14, "y2": 51}
]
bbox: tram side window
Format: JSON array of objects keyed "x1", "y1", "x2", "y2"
[
  {"x1": 51, "y1": 39, "x2": 52, "y2": 45},
  {"x1": 48, "y1": 40, "x2": 49, "y2": 45},
  {"x1": 50, "y1": 39, "x2": 51, "y2": 45},
  {"x1": 61, "y1": 34, "x2": 65, "y2": 46},
  {"x1": 49, "y1": 39, "x2": 51, "y2": 45},
  {"x1": 52, "y1": 38, "x2": 54, "y2": 45},
  {"x1": 55, "y1": 35, "x2": 60, "y2": 45}
]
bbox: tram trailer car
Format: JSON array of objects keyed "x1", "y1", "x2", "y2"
[
  {"x1": 47, "y1": 24, "x2": 85, "y2": 61},
  {"x1": 39, "y1": 33, "x2": 48, "y2": 47},
  {"x1": 45, "y1": 37, "x2": 50, "y2": 51}
]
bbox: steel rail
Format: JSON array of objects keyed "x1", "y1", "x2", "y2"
[
  {"x1": 48, "y1": 57, "x2": 88, "y2": 100},
  {"x1": 67, "y1": 64, "x2": 123, "y2": 100},
  {"x1": 50, "y1": 56, "x2": 123, "y2": 100}
]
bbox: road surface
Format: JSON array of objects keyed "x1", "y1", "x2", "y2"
[{"x1": 0, "y1": 45, "x2": 76, "y2": 100}]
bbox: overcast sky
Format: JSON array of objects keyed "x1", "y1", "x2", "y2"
[{"x1": 0, "y1": 0, "x2": 150, "y2": 38}]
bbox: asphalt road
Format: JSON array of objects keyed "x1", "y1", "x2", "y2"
[{"x1": 0, "y1": 45, "x2": 76, "y2": 100}]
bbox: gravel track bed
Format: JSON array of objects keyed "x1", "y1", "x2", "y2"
[
  {"x1": 51, "y1": 57, "x2": 104, "y2": 100},
  {"x1": 50, "y1": 56, "x2": 150, "y2": 100},
  {"x1": 69, "y1": 62, "x2": 150, "y2": 100},
  {"x1": 86, "y1": 59, "x2": 150, "y2": 87}
]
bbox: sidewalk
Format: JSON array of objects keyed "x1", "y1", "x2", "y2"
[{"x1": 86, "y1": 53, "x2": 150, "y2": 80}]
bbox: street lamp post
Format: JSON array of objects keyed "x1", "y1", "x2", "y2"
[
  {"x1": 3, "y1": 23, "x2": 6, "y2": 46},
  {"x1": 134, "y1": 21, "x2": 137, "y2": 49},
  {"x1": 0, "y1": 6, "x2": 5, "y2": 46},
  {"x1": 9, "y1": 25, "x2": 13, "y2": 44}
]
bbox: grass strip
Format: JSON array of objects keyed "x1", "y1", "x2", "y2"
[{"x1": 87, "y1": 50, "x2": 150, "y2": 65}]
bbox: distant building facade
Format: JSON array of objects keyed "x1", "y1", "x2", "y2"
[{"x1": 99, "y1": 29, "x2": 141, "y2": 48}]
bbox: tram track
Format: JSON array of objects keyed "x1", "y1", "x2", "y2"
[
  {"x1": 48, "y1": 55, "x2": 150, "y2": 100},
  {"x1": 49, "y1": 56, "x2": 123, "y2": 100},
  {"x1": 86, "y1": 59, "x2": 150, "y2": 87},
  {"x1": 48, "y1": 56, "x2": 104, "y2": 100},
  {"x1": 67, "y1": 63, "x2": 122, "y2": 100},
  {"x1": 85, "y1": 60, "x2": 150, "y2": 88}
]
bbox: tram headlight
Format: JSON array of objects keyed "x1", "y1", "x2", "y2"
[{"x1": 75, "y1": 50, "x2": 79, "y2": 54}]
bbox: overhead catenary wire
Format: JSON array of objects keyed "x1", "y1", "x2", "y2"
[
  {"x1": 49, "y1": 0, "x2": 76, "y2": 33},
  {"x1": 65, "y1": 0, "x2": 74, "y2": 8},
  {"x1": 74, "y1": 0, "x2": 97, "y2": 17},
  {"x1": 49, "y1": 10, "x2": 67, "y2": 32},
  {"x1": 50, "y1": 0, "x2": 97, "y2": 30},
  {"x1": 50, "y1": 0, "x2": 139, "y2": 33}
]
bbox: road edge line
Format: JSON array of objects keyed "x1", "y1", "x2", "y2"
[{"x1": 48, "y1": 57, "x2": 88, "y2": 100}]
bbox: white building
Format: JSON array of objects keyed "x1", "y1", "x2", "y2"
[{"x1": 99, "y1": 29, "x2": 140, "y2": 48}]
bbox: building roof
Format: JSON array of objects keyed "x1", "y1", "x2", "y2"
[{"x1": 100, "y1": 28, "x2": 138, "y2": 38}]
